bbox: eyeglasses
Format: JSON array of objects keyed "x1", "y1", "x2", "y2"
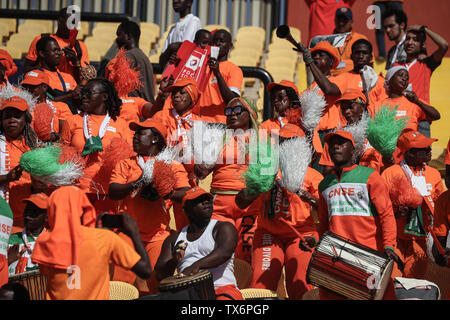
[
  {"x1": 224, "y1": 105, "x2": 247, "y2": 116},
  {"x1": 81, "y1": 89, "x2": 106, "y2": 97}
]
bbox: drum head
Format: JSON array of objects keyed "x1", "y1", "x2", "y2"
[
  {"x1": 159, "y1": 270, "x2": 212, "y2": 291},
  {"x1": 373, "y1": 259, "x2": 394, "y2": 300}
]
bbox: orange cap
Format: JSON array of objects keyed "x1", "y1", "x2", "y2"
[
  {"x1": 267, "y1": 80, "x2": 299, "y2": 95},
  {"x1": 129, "y1": 119, "x2": 168, "y2": 140},
  {"x1": 23, "y1": 193, "x2": 49, "y2": 210},
  {"x1": 166, "y1": 78, "x2": 200, "y2": 104},
  {"x1": 324, "y1": 130, "x2": 355, "y2": 148},
  {"x1": 336, "y1": 89, "x2": 367, "y2": 104},
  {"x1": 1, "y1": 96, "x2": 29, "y2": 111},
  {"x1": 397, "y1": 130, "x2": 438, "y2": 152},
  {"x1": 310, "y1": 41, "x2": 340, "y2": 70},
  {"x1": 182, "y1": 187, "x2": 213, "y2": 208},
  {"x1": 279, "y1": 123, "x2": 305, "y2": 138},
  {"x1": 21, "y1": 69, "x2": 49, "y2": 87}
]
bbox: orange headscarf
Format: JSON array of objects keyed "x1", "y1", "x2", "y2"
[
  {"x1": 31, "y1": 186, "x2": 96, "y2": 270},
  {"x1": 167, "y1": 78, "x2": 201, "y2": 105},
  {"x1": 0, "y1": 49, "x2": 18, "y2": 78}
]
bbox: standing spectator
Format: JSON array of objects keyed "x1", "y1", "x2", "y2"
[
  {"x1": 305, "y1": 0, "x2": 355, "y2": 43},
  {"x1": 382, "y1": 9, "x2": 408, "y2": 69},
  {"x1": 24, "y1": 7, "x2": 90, "y2": 83},
  {"x1": 113, "y1": 20, "x2": 155, "y2": 103},
  {"x1": 394, "y1": 25, "x2": 448, "y2": 137},
  {"x1": 372, "y1": 1, "x2": 404, "y2": 62}
]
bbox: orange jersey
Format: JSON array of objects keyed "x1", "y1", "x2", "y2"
[
  {"x1": 433, "y1": 190, "x2": 450, "y2": 238},
  {"x1": 41, "y1": 68, "x2": 78, "y2": 93},
  {"x1": 26, "y1": 34, "x2": 90, "y2": 77},
  {"x1": 39, "y1": 227, "x2": 140, "y2": 300},
  {"x1": 61, "y1": 113, "x2": 133, "y2": 194},
  {"x1": 332, "y1": 32, "x2": 370, "y2": 77},
  {"x1": 195, "y1": 60, "x2": 244, "y2": 124},
  {"x1": 110, "y1": 157, "x2": 190, "y2": 242},
  {"x1": 381, "y1": 164, "x2": 445, "y2": 240},
  {"x1": 119, "y1": 96, "x2": 150, "y2": 124},
  {"x1": 320, "y1": 139, "x2": 383, "y2": 172},
  {"x1": 249, "y1": 168, "x2": 322, "y2": 238},
  {"x1": 318, "y1": 165, "x2": 397, "y2": 251},
  {"x1": 368, "y1": 96, "x2": 428, "y2": 131}
]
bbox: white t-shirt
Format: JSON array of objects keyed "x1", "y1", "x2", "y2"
[{"x1": 163, "y1": 14, "x2": 202, "y2": 51}]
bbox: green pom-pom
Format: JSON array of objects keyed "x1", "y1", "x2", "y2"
[
  {"x1": 20, "y1": 145, "x2": 68, "y2": 176},
  {"x1": 242, "y1": 138, "x2": 278, "y2": 195},
  {"x1": 367, "y1": 105, "x2": 408, "y2": 158}
]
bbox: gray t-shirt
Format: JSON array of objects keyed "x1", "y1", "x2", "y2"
[{"x1": 126, "y1": 47, "x2": 155, "y2": 103}]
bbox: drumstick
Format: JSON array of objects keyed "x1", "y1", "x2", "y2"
[
  {"x1": 428, "y1": 226, "x2": 446, "y2": 256},
  {"x1": 277, "y1": 217, "x2": 306, "y2": 242}
]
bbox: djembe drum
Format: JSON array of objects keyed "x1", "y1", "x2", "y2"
[
  {"x1": 306, "y1": 231, "x2": 394, "y2": 300},
  {"x1": 158, "y1": 270, "x2": 216, "y2": 300},
  {"x1": 8, "y1": 270, "x2": 47, "y2": 300}
]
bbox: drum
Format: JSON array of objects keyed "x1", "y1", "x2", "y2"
[
  {"x1": 306, "y1": 231, "x2": 394, "y2": 300},
  {"x1": 158, "y1": 270, "x2": 216, "y2": 300},
  {"x1": 8, "y1": 270, "x2": 47, "y2": 300}
]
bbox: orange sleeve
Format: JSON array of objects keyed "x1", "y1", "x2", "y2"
[
  {"x1": 110, "y1": 159, "x2": 133, "y2": 185},
  {"x1": 107, "y1": 231, "x2": 141, "y2": 270},
  {"x1": 25, "y1": 35, "x2": 41, "y2": 61},
  {"x1": 171, "y1": 162, "x2": 191, "y2": 189},
  {"x1": 306, "y1": 168, "x2": 323, "y2": 198},
  {"x1": 433, "y1": 191, "x2": 450, "y2": 237},
  {"x1": 318, "y1": 142, "x2": 334, "y2": 167},
  {"x1": 60, "y1": 117, "x2": 73, "y2": 145},
  {"x1": 134, "y1": 97, "x2": 151, "y2": 118},
  {"x1": 53, "y1": 101, "x2": 73, "y2": 121},
  {"x1": 78, "y1": 41, "x2": 90, "y2": 66},
  {"x1": 367, "y1": 171, "x2": 397, "y2": 249},
  {"x1": 329, "y1": 73, "x2": 347, "y2": 95},
  {"x1": 224, "y1": 62, "x2": 243, "y2": 94}
]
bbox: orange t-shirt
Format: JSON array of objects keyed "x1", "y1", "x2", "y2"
[
  {"x1": 368, "y1": 96, "x2": 428, "y2": 132},
  {"x1": 320, "y1": 139, "x2": 383, "y2": 173},
  {"x1": 381, "y1": 164, "x2": 445, "y2": 240},
  {"x1": 433, "y1": 190, "x2": 450, "y2": 238},
  {"x1": 248, "y1": 168, "x2": 322, "y2": 238},
  {"x1": 332, "y1": 31, "x2": 370, "y2": 77},
  {"x1": 41, "y1": 68, "x2": 78, "y2": 93},
  {"x1": 120, "y1": 96, "x2": 150, "y2": 124},
  {"x1": 260, "y1": 117, "x2": 287, "y2": 132},
  {"x1": 26, "y1": 34, "x2": 89, "y2": 77},
  {"x1": 61, "y1": 113, "x2": 133, "y2": 194},
  {"x1": 53, "y1": 101, "x2": 73, "y2": 121},
  {"x1": 110, "y1": 156, "x2": 190, "y2": 242},
  {"x1": 332, "y1": 70, "x2": 387, "y2": 106},
  {"x1": 39, "y1": 227, "x2": 140, "y2": 300},
  {"x1": 195, "y1": 60, "x2": 244, "y2": 124}
]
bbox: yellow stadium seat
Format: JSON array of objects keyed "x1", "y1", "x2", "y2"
[
  {"x1": 88, "y1": 51, "x2": 102, "y2": 62},
  {"x1": 17, "y1": 23, "x2": 47, "y2": 38},
  {"x1": 229, "y1": 48, "x2": 262, "y2": 64},
  {"x1": 149, "y1": 54, "x2": 160, "y2": 64},
  {"x1": 234, "y1": 38, "x2": 264, "y2": 52},
  {"x1": 229, "y1": 56, "x2": 258, "y2": 67},
  {"x1": 236, "y1": 31, "x2": 265, "y2": 45},
  {"x1": 265, "y1": 56, "x2": 297, "y2": 70},
  {"x1": 23, "y1": 19, "x2": 54, "y2": 34},
  {"x1": 0, "y1": 18, "x2": 17, "y2": 34},
  {"x1": 204, "y1": 24, "x2": 230, "y2": 33},
  {"x1": 95, "y1": 22, "x2": 120, "y2": 30},
  {"x1": 0, "y1": 46, "x2": 22, "y2": 59},
  {"x1": 140, "y1": 22, "x2": 160, "y2": 36},
  {"x1": 0, "y1": 23, "x2": 10, "y2": 40},
  {"x1": 237, "y1": 26, "x2": 266, "y2": 38},
  {"x1": 297, "y1": 62, "x2": 308, "y2": 92}
]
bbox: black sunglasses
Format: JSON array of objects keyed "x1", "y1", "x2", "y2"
[{"x1": 224, "y1": 105, "x2": 248, "y2": 116}]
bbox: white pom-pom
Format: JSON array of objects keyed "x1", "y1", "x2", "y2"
[
  {"x1": 190, "y1": 120, "x2": 225, "y2": 166},
  {"x1": 338, "y1": 111, "x2": 370, "y2": 163},
  {"x1": 140, "y1": 158, "x2": 155, "y2": 185},
  {"x1": 156, "y1": 147, "x2": 176, "y2": 164},
  {"x1": 279, "y1": 136, "x2": 312, "y2": 193},
  {"x1": 300, "y1": 87, "x2": 327, "y2": 132},
  {"x1": 0, "y1": 82, "x2": 37, "y2": 113},
  {"x1": 38, "y1": 160, "x2": 85, "y2": 186}
]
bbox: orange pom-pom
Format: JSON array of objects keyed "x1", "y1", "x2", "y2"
[
  {"x1": 389, "y1": 175, "x2": 423, "y2": 208},
  {"x1": 33, "y1": 103, "x2": 54, "y2": 142},
  {"x1": 153, "y1": 160, "x2": 176, "y2": 198},
  {"x1": 58, "y1": 144, "x2": 83, "y2": 165},
  {"x1": 107, "y1": 48, "x2": 143, "y2": 97},
  {"x1": 287, "y1": 107, "x2": 303, "y2": 127},
  {"x1": 101, "y1": 137, "x2": 135, "y2": 173}
]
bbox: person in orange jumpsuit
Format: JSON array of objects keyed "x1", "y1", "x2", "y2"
[
  {"x1": 317, "y1": 130, "x2": 402, "y2": 300},
  {"x1": 109, "y1": 118, "x2": 191, "y2": 293},
  {"x1": 236, "y1": 123, "x2": 323, "y2": 299},
  {"x1": 382, "y1": 130, "x2": 445, "y2": 279},
  {"x1": 319, "y1": 89, "x2": 383, "y2": 175},
  {"x1": 194, "y1": 97, "x2": 259, "y2": 264},
  {"x1": 60, "y1": 78, "x2": 132, "y2": 214},
  {"x1": 0, "y1": 87, "x2": 39, "y2": 228},
  {"x1": 31, "y1": 186, "x2": 151, "y2": 300}
]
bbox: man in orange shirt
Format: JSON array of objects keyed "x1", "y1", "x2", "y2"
[
  {"x1": 31, "y1": 186, "x2": 151, "y2": 300},
  {"x1": 195, "y1": 30, "x2": 243, "y2": 124},
  {"x1": 24, "y1": 7, "x2": 89, "y2": 83},
  {"x1": 236, "y1": 124, "x2": 322, "y2": 300},
  {"x1": 109, "y1": 118, "x2": 190, "y2": 292},
  {"x1": 381, "y1": 130, "x2": 445, "y2": 279},
  {"x1": 332, "y1": 7, "x2": 370, "y2": 76}
]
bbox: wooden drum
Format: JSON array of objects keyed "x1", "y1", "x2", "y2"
[
  {"x1": 158, "y1": 270, "x2": 216, "y2": 300},
  {"x1": 8, "y1": 270, "x2": 47, "y2": 300}
]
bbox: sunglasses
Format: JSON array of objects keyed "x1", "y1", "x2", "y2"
[
  {"x1": 81, "y1": 89, "x2": 106, "y2": 97},
  {"x1": 224, "y1": 105, "x2": 248, "y2": 116}
]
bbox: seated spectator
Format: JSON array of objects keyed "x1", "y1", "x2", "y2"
[
  {"x1": 113, "y1": 20, "x2": 155, "y2": 103},
  {"x1": 195, "y1": 30, "x2": 243, "y2": 124},
  {"x1": 31, "y1": 186, "x2": 151, "y2": 300},
  {"x1": 154, "y1": 187, "x2": 243, "y2": 300},
  {"x1": 0, "y1": 49, "x2": 18, "y2": 83},
  {"x1": 24, "y1": 7, "x2": 89, "y2": 83},
  {"x1": 8, "y1": 193, "x2": 48, "y2": 276}
]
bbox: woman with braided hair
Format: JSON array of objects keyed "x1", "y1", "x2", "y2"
[
  {"x1": 0, "y1": 84, "x2": 39, "y2": 227},
  {"x1": 61, "y1": 78, "x2": 133, "y2": 214}
]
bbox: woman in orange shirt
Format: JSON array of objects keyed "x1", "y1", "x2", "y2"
[
  {"x1": 61, "y1": 78, "x2": 132, "y2": 214},
  {"x1": 0, "y1": 85, "x2": 39, "y2": 227},
  {"x1": 194, "y1": 97, "x2": 259, "y2": 264}
]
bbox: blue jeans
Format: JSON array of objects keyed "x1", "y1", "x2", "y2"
[{"x1": 373, "y1": 1, "x2": 404, "y2": 58}]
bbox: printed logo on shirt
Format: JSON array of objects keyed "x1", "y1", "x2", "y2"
[
  {"x1": 121, "y1": 99, "x2": 135, "y2": 103},
  {"x1": 65, "y1": 83, "x2": 71, "y2": 90},
  {"x1": 106, "y1": 126, "x2": 116, "y2": 133},
  {"x1": 210, "y1": 76, "x2": 218, "y2": 84},
  {"x1": 322, "y1": 183, "x2": 371, "y2": 219},
  {"x1": 261, "y1": 233, "x2": 272, "y2": 271},
  {"x1": 396, "y1": 110, "x2": 407, "y2": 117}
]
